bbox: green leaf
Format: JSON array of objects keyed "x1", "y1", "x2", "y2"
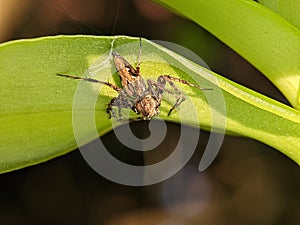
[
  {"x1": 152, "y1": 0, "x2": 300, "y2": 109},
  {"x1": 258, "y1": 0, "x2": 300, "y2": 29},
  {"x1": 0, "y1": 35, "x2": 300, "y2": 174}
]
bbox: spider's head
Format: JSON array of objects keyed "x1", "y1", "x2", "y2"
[{"x1": 134, "y1": 95, "x2": 160, "y2": 120}]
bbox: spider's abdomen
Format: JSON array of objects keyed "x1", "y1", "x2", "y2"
[{"x1": 134, "y1": 95, "x2": 160, "y2": 120}]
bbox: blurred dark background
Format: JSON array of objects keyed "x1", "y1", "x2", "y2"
[{"x1": 0, "y1": 0, "x2": 299, "y2": 224}]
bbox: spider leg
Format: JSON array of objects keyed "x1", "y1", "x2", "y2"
[
  {"x1": 107, "y1": 98, "x2": 127, "y2": 121},
  {"x1": 56, "y1": 74, "x2": 121, "y2": 92},
  {"x1": 168, "y1": 95, "x2": 185, "y2": 116},
  {"x1": 157, "y1": 75, "x2": 187, "y2": 116},
  {"x1": 108, "y1": 95, "x2": 137, "y2": 121},
  {"x1": 118, "y1": 105, "x2": 123, "y2": 119},
  {"x1": 158, "y1": 75, "x2": 212, "y2": 90},
  {"x1": 146, "y1": 79, "x2": 162, "y2": 100},
  {"x1": 136, "y1": 37, "x2": 142, "y2": 75},
  {"x1": 106, "y1": 97, "x2": 117, "y2": 119}
]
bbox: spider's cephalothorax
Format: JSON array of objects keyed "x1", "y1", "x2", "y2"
[{"x1": 57, "y1": 38, "x2": 212, "y2": 120}]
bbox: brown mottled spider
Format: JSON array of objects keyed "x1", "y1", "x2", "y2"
[{"x1": 57, "y1": 38, "x2": 212, "y2": 120}]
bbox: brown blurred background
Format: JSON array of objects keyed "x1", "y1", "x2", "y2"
[{"x1": 0, "y1": 0, "x2": 299, "y2": 225}]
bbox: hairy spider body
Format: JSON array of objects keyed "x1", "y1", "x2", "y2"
[
  {"x1": 57, "y1": 39, "x2": 211, "y2": 120},
  {"x1": 107, "y1": 76, "x2": 160, "y2": 119}
]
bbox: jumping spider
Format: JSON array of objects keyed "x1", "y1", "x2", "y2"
[{"x1": 57, "y1": 38, "x2": 212, "y2": 120}]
